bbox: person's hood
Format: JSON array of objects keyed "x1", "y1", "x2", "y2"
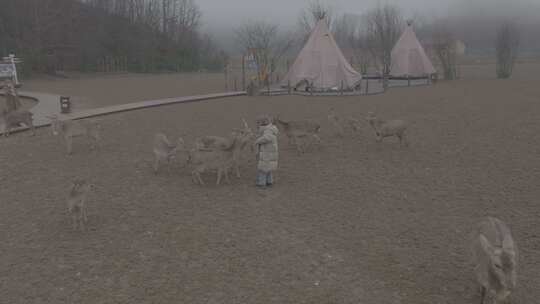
[{"x1": 261, "y1": 124, "x2": 279, "y2": 136}]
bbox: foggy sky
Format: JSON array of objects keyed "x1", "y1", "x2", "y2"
[
  {"x1": 197, "y1": 0, "x2": 446, "y2": 29},
  {"x1": 196, "y1": 0, "x2": 540, "y2": 53}
]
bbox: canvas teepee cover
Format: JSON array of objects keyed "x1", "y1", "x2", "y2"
[
  {"x1": 281, "y1": 19, "x2": 361, "y2": 90},
  {"x1": 390, "y1": 24, "x2": 436, "y2": 77}
]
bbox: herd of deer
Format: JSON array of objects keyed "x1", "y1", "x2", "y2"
[
  {"x1": 152, "y1": 118, "x2": 255, "y2": 186},
  {"x1": 1, "y1": 106, "x2": 518, "y2": 304}
]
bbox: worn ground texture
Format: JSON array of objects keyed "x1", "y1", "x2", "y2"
[
  {"x1": 22, "y1": 72, "x2": 228, "y2": 109},
  {"x1": 1, "y1": 64, "x2": 540, "y2": 304}
]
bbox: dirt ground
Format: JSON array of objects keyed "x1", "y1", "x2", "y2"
[
  {"x1": 2, "y1": 63, "x2": 540, "y2": 303},
  {"x1": 22, "y1": 72, "x2": 228, "y2": 109}
]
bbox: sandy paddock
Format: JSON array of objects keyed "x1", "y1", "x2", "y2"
[{"x1": 1, "y1": 66, "x2": 540, "y2": 303}]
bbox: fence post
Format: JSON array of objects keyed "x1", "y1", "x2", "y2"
[
  {"x1": 242, "y1": 54, "x2": 246, "y2": 91},
  {"x1": 287, "y1": 80, "x2": 291, "y2": 95},
  {"x1": 340, "y1": 80, "x2": 344, "y2": 96},
  {"x1": 407, "y1": 75, "x2": 411, "y2": 87},
  {"x1": 234, "y1": 77, "x2": 237, "y2": 91},
  {"x1": 224, "y1": 65, "x2": 228, "y2": 91},
  {"x1": 365, "y1": 78, "x2": 369, "y2": 95}
]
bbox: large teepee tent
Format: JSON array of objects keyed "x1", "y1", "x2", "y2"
[
  {"x1": 281, "y1": 19, "x2": 361, "y2": 90},
  {"x1": 390, "y1": 22, "x2": 436, "y2": 78}
]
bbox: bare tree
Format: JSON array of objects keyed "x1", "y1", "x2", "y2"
[
  {"x1": 235, "y1": 21, "x2": 294, "y2": 85},
  {"x1": 432, "y1": 22, "x2": 458, "y2": 80},
  {"x1": 298, "y1": 0, "x2": 333, "y2": 42},
  {"x1": 349, "y1": 31, "x2": 372, "y2": 75},
  {"x1": 332, "y1": 13, "x2": 358, "y2": 49},
  {"x1": 363, "y1": 4, "x2": 403, "y2": 76},
  {"x1": 332, "y1": 13, "x2": 372, "y2": 74},
  {"x1": 496, "y1": 21, "x2": 520, "y2": 79}
]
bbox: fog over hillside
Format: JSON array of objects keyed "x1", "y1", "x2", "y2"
[{"x1": 197, "y1": 0, "x2": 540, "y2": 54}]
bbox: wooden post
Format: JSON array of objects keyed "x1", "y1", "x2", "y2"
[
  {"x1": 234, "y1": 77, "x2": 237, "y2": 91},
  {"x1": 365, "y1": 78, "x2": 369, "y2": 95},
  {"x1": 287, "y1": 80, "x2": 291, "y2": 94},
  {"x1": 224, "y1": 65, "x2": 228, "y2": 91},
  {"x1": 407, "y1": 75, "x2": 411, "y2": 87},
  {"x1": 242, "y1": 54, "x2": 246, "y2": 91},
  {"x1": 340, "y1": 80, "x2": 344, "y2": 96}
]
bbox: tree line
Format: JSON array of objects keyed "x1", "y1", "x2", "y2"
[
  {"x1": 0, "y1": 0, "x2": 228, "y2": 75},
  {"x1": 235, "y1": 0, "x2": 524, "y2": 84}
]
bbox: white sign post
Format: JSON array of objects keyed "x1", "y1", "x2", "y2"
[{"x1": 1, "y1": 54, "x2": 22, "y2": 86}]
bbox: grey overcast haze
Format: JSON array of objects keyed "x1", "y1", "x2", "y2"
[
  {"x1": 196, "y1": 0, "x2": 540, "y2": 52},
  {"x1": 197, "y1": 0, "x2": 445, "y2": 29},
  {"x1": 196, "y1": 0, "x2": 539, "y2": 29}
]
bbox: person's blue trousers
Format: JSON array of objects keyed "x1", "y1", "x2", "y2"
[{"x1": 256, "y1": 170, "x2": 273, "y2": 186}]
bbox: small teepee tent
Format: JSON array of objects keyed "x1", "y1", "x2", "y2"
[
  {"x1": 390, "y1": 22, "x2": 436, "y2": 78},
  {"x1": 281, "y1": 19, "x2": 361, "y2": 90}
]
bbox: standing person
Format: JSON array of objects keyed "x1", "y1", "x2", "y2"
[{"x1": 254, "y1": 115, "x2": 279, "y2": 188}]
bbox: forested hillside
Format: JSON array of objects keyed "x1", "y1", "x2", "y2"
[{"x1": 0, "y1": 0, "x2": 228, "y2": 75}]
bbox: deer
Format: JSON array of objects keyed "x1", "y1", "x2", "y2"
[
  {"x1": 366, "y1": 112, "x2": 409, "y2": 146},
  {"x1": 153, "y1": 133, "x2": 186, "y2": 174},
  {"x1": 471, "y1": 217, "x2": 518, "y2": 304},
  {"x1": 67, "y1": 179, "x2": 95, "y2": 231},
  {"x1": 1, "y1": 109, "x2": 35, "y2": 137},
  {"x1": 48, "y1": 115, "x2": 101, "y2": 155},
  {"x1": 194, "y1": 118, "x2": 254, "y2": 178},
  {"x1": 274, "y1": 116, "x2": 321, "y2": 154}
]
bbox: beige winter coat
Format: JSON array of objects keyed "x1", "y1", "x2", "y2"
[{"x1": 255, "y1": 124, "x2": 279, "y2": 172}]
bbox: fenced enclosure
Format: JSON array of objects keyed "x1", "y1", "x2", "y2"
[
  {"x1": 220, "y1": 53, "x2": 434, "y2": 96},
  {"x1": 257, "y1": 74, "x2": 433, "y2": 97}
]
